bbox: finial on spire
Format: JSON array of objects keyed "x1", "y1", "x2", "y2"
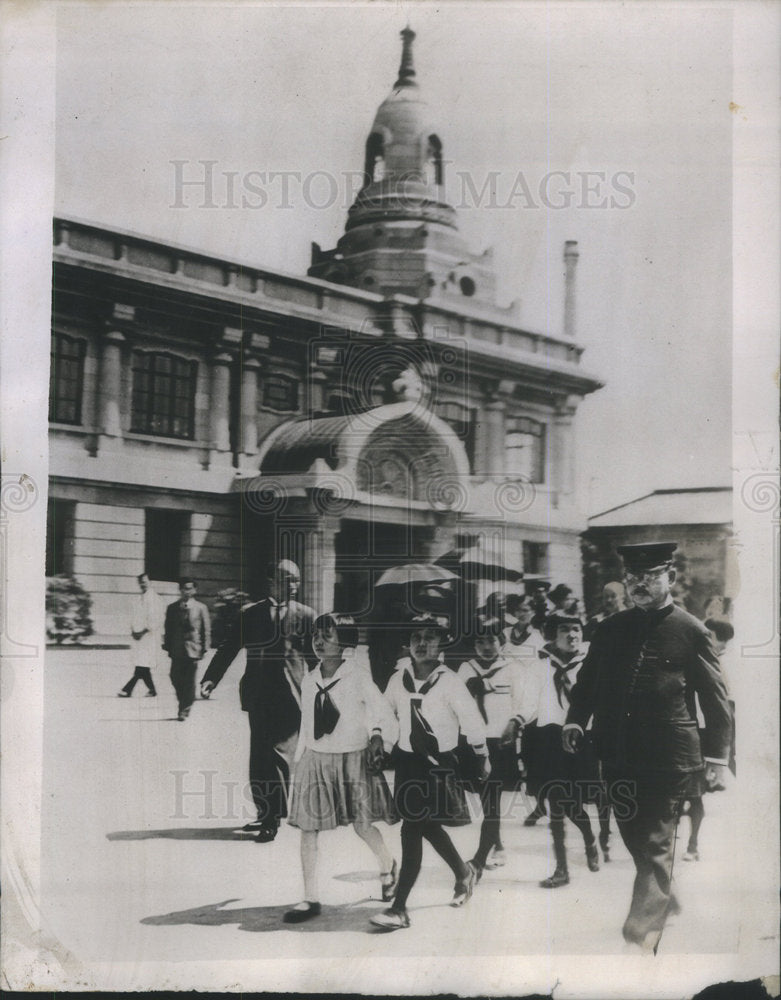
[{"x1": 394, "y1": 25, "x2": 417, "y2": 88}]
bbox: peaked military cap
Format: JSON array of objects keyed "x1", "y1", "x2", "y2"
[{"x1": 616, "y1": 541, "x2": 677, "y2": 571}]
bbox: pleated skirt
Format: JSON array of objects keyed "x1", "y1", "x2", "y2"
[{"x1": 288, "y1": 747, "x2": 398, "y2": 832}]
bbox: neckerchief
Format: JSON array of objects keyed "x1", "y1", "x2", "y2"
[
  {"x1": 543, "y1": 647, "x2": 584, "y2": 709},
  {"x1": 314, "y1": 675, "x2": 341, "y2": 740},
  {"x1": 465, "y1": 661, "x2": 506, "y2": 724},
  {"x1": 402, "y1": 668, "x2": 441, "y2": 761}
]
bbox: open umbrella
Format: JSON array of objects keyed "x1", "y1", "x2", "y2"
[
  {"x1": 435, "y1": 541, "x2": 523, "y2": 582},
  {"x1": 374, "y1": 563, "x2": 459, "y2": 588}
]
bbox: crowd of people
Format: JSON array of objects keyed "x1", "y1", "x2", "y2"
[{"x1": 117, "y1": 542, "x2": 734, "y2": 953}]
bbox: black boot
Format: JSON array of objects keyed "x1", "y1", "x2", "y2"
[{"x1": 539, "y1": 865, "x2": 569, "y2": 888}]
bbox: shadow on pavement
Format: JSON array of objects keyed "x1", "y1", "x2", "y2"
[
  {"x1": 107, "y1": 827, "x2": 258, "y2": 841},
  {"x1": 141, "y1": 897, "x2": 385, "y2": 934}
]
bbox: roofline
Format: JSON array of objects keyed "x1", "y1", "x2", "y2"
[
  {"x1": 54, "y1": 215, "x2": 386, "y2": 305},
  {"x1": 589, "y1": 486, "x2": 732, "y2": 521}
]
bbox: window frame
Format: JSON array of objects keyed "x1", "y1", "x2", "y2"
[
  {"x1": 505, "y1": 415, "x2": 546, "y2": 483},
  {"x1": 261, "y1": 373, "x2": 300, "y2": 414},
  {"x1": 49, "y1": 332, "x2": 87, "y2": 426},
  {"x1": 130, "y1": 349, "x2": 197, "y2": 440}
]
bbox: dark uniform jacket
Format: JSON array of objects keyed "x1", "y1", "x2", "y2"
[
  {"x1": 201, "y1": 598, "x2": 316, "y2": 743},
  {"x1": 566, "y1": 603, "x2": 731, "y2": 775},
  {"x1": 163, "y1": 599, "x2": 211, "y2": 660}
]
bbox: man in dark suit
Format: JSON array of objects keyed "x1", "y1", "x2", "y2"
[
  {"x1": 163, "y1": 578, "x2": 211, "y2": 721},
  {"x1": 563, "y1": 542, "x2": 732, "y2": 952},
  {"x1": 200, "y1": 560, "x2": 316, "y2": 842}
]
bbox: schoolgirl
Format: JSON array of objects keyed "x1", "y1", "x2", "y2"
[
  {"x1": 284, "y1": 613, "x2": 398, "y2": 923},
  {"x1": 370, "y1": 615, "x2": 489, "y2": 931},
  {"x1": 457, "y1": 618, "x2": 521, "y2": 874}
]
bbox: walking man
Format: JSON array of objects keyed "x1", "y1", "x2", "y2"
[
  {"x1": 163, "y1": 578, "x2": 211, "y2": 721},
  {"x1": 563, "y1": 542, "x2": 731, "y2": 952},
  {"x1": 119, "y1": 572, "x2": 162, "y2": 698},
  {"x1": 200, "y1": 560, "x2": 316, "y2": 842}
]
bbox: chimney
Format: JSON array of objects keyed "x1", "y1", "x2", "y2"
[{"x1": 563, "y1": 240, "x2": 579, "y2": 339}]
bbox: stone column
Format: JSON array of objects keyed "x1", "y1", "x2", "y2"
[
  {"x1": 98, "y1": 330, "x2": 125, "y2": 441},
  {"x1": 552, "y1": 395, "x2": 579, "y2": 504},
  {"x1": 240, "y1": 355, "x2": 261, "y2": 459},
  {"x1": 308, "y1": 365, "x2": 329, "y2": 414},
  {"x1": 485, "y1": 396, "x2": 507, "y2": 477},
  {"x1": 301, "y1": 515, "x2": 338, "y2": 611},
  {"x1": 209, "y1": 351, "x2": 233, "y2": 457}
]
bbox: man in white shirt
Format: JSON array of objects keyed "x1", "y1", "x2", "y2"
[{"x1": 118, "y1": 572, "x2": 163, "y2": 698}]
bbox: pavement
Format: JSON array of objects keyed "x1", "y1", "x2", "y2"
[{"x1": 34, "y1": 647, "x2": 762, "y2": 990}]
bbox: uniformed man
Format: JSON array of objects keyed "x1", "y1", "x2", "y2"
[{"x1": 562, "y1": 541, "x2": 731, "y2": 952}]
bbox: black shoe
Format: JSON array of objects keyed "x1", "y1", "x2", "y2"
[
  {"x1": 240, "y1": 819, "x2": 265, "y2": 832},
  {"x1": 145, "y1": 692, "x2": 157, "y2": 697},
  {"x1": 539, "y1": 866, "x2": 569, "y2": 888},
  {"x1": 118, "y1": 691, "x2": 131, "y2": 698},
  {"x1": 586, "y1": 842, "x2": 600, "y2": 872},
  {"x1": 283, "y1": 901, "x2": 321, "y2": 923},
  {"x1": 599, "y1": 830, "x2": 611, "y2": 862},
  {"x1": 256, "y1": 822, "x2": 279, "y2": 843}
]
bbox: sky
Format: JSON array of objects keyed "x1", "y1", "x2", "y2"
[{"x1": 53, "y1": 2, "x2": 734, "y2": 516}]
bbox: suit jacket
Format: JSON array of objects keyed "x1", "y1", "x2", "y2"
[
  {"x1": 566, "y1": 603, "x2": 732, "y2": 775},
  {"x1": 202, "y1": 598, "x2": 316, "y2": 741},
  {"x1": 163, "y1": 598, "x2": 211, "y2": 661}
]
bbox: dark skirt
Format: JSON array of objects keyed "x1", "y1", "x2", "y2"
[
  {"x1": 460, "y1": 738, "x2": 521, "y2": 793},
  {"x1": 526, "y1": 723, "x2": 603, "y2": 804},
  {"x1": 392, "y1": 748, "x2": 471, "y2": 827}
]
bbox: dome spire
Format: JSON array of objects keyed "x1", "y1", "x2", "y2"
[{"x1": 394, "y1": 25, "x2": 417, "y2": 89}]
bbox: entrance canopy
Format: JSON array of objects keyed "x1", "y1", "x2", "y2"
[{"x1": 254, "y1": 400, "x2": 470, "y2": 510}]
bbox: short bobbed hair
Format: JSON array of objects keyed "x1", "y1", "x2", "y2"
[{"x1": 313, "y1": 612, "x2": 359, "y2": 650}]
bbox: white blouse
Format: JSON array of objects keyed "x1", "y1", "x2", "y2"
[
  {"x1": 384, "y1": 663, "x2": 487, "y2": 753},
  {"x1": 297, "y1": 656, "x2": 398, "y2": 757},
  {"x1": 510, "y1": 648, "x2": 587, "y2": 728},
  {"x1": 457, "y1": 656, "x2": 519, "y2": 738}
]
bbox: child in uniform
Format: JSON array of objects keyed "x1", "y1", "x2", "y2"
[
  {"x1": 371, "y1": 615, "x2": 489, "y2": 931},
  {"x1": 457, "y1": 619, "x2": 521, "y2": 874},
  {"x1": 284, "y1": 613, "x2": 399, "y2": 923}
]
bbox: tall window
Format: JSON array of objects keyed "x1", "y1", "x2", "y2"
[
  {"x1": 46, "y1": 499, "x2": 75, "y2": 575},
  {"x1": 364, "y1": 132, "x2": 385, "y2": 186},
  {"x1": 522, "y1": 540, "x2": 548, "y2": 576},
  {"x1": 506, "y1": 416, "x2": 546, "y2": 482},
  {"x1": 426, "y1": 134, "x2": 443, "y2": 186},
  {"x1": 262, "y1": 374, "x2": 299, "y2": 413},
  {"x1": 49, "y1": 333, "x2": 86, "y2": 424},
  {"x1": 131, "y1": 351, "x2": 197, "y2": 439},
  {"x1": 145, "y1": 509, "x2": 189, "y2": 581},
  {"x1": 435, "y1": 401, "x2": 476, "y2": 468}
]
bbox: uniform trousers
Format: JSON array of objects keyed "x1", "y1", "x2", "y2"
[
  {"x1": 604, "y1": 766, "x2": 690, "y2": 946},
  {"x1": 169, "y1": 656, "x2": 198, "y2": 713},
  {"x1": 248, "y1": 710, "x2": 292, "y2": 825}
]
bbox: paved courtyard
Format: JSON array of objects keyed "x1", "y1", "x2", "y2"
[{"x1": 34, "y1": 647, "x2": 770, "y2": 993}]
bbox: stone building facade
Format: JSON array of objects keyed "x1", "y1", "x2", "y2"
[{"x1": 48, "y1": 29, "x2": 603, "y2": 637}]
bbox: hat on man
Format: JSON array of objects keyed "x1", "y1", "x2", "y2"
[{"x1": 616, "y1": 542, "x2": 677, "y2": 572}]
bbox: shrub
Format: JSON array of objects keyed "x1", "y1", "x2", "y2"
[{"x1": 46, "y1": 574, "x2": 94, "y2": 644}]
